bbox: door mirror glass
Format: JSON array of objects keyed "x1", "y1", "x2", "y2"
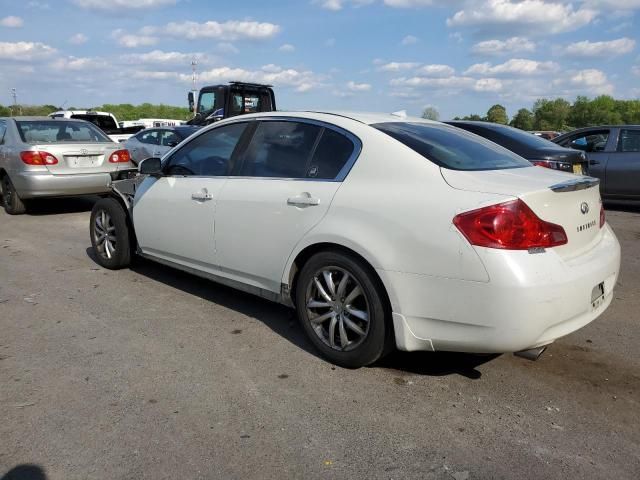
[
  {"x1": 188, "y1": 91, "x2": 195, "y2": 112},
  {"x1": 570, "y1": 140, "x2": 588, "y2": 152},
  {"x1": 139, "y1": 157, "x2": 162, "y2": 176}
]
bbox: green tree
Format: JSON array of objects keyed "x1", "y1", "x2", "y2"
[
  {"x1": 486, "y1": 104, "x2": 508, "y2": 124},
  {"x1": 533, "y1": 98, "x2": 571, "y2": 131},
  {"x1": 421, "y1": 106, "x2": 440, "y2": 121},
  {"x1": 510, "y1": 108, "x2": 534, "y2": 130}
]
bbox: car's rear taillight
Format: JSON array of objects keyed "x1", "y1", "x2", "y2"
[
  {"x1": 108, "y1": 149, "x2": 131, "y2": 163},
  {"x1": 453, "y1": 199, "x2": 568, "y2": 250},
  {"x1": 532, "y1": 160, "x2": 572, "y2": 172},
  {"x1": 20, "y1": 151, "x2": 58, "y2": 166},
  {"x1": 600, "y1": 204, "x2": 605, "y2": 228}
]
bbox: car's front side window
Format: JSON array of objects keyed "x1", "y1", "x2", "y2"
[
  {"x1": 237, "y1": 121, "x2": 322, "y2": 178},
  {"x1": 617, "y1": 129, "x2": 640, "y2": 153},
  {"x1": 562, "y1": 130, "x2": 610, "y2": 152},
  {"x1": 0, "y1": 120, "x2": 6, "y2": 145},
  {"x1": 163, "y1": 122, "x2": 248, "y2": 177},
  {"x1": 139, "y1": 130, "x2": 160, "y2": 145},
  {"x1": 161, "y1": 130, "x2": 180, "y2": 147}
]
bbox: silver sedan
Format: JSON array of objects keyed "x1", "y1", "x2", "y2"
[
  {"x1": 124, "y1": 126, "x2": 201, "y2": 164},
  {"x1": 0, "y1": 117, "x2": 135, "y2": 215}
]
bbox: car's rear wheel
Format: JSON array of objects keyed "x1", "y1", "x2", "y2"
[
  {"x1": 295, "y1": 251, "x2": 389, "y2": 368},
  {"x1": 90, "y1": 197, "x2": 131, "y2": 269},
  {"x1": 1, "y1": 175, "x2": 27, "y2": 215}
]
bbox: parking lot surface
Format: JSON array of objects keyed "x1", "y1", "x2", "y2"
[{"x1": 1, "y1": 198, "x2": 639, "y2": 480}]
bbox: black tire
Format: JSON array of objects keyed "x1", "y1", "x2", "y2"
[
  {"x1": 295, "y1": 250, "x2": 391, "y2": 368},
  {"x1": 1, "y1": 175, "x2": 27, "y2": 215},
  {"x1": 89, "y1": 197, "x2": 131, "y2": 269}
]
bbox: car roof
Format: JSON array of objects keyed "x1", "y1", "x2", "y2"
[
  {"x1": 3, "y1": 116, "x2": 82, "y2": 121},
  {"x1": 446, "y1": 121, "x2": 512, "y2": 130},
  {"x1": 217, "y1": 110, "x2": 439, "y2": 126}
]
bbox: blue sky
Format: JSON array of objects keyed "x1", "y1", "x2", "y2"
[{"x1": 0, "y1": 0, "x2": 639, "y2": 120}]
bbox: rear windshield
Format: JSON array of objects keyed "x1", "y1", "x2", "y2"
[
  {"x1": 69, "y1": 114, "x2": 118, "y2": 132},
  {"x1": 16, "y1": 120, "x2": 112, "y2": 144},
  {"x1": 452, "y1": 123, "x2": 559, "y2": 150},
  {"x1": 373, "y1": 122, "x2": 531, "y2": 171}
]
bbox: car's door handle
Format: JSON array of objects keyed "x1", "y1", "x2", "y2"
[
  {"x1": 192, "y1": 191, "x2": 213, "y2": 201},
  {"x1": 287, "y1": 193, "x2": 320, "y2": 207},
  {"x1": 589, "y1": 160, "x2": 600, "y2": 165}
]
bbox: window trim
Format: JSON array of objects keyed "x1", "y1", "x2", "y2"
[{"x1": 230, "y1": 117, "x2": 362, "y2": 182}]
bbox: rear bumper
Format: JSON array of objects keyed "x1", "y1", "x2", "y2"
[
  {"x1": 380, "y1": 224, "x2": 621, "y2": 353},
  {"x1": 12, "y1": 171, "x2": 113, "y2": 198}
]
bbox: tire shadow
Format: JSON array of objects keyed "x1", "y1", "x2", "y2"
[{"x1": 25, "y1": 196, "x2": 99, "y2": 216}]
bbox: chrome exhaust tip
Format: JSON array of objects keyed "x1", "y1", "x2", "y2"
[{"x1": 514, "y1": 345, "x2": 547, "y2": 361}]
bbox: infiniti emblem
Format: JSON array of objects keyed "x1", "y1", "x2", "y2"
[
  {"x1": 80, "y1": 149, "x2": 88, "y2": 155},
  {"x1": 580, "y1": 202, "x2": 589, "y2": 215}
]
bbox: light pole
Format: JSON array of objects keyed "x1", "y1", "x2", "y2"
[{"x1": 10, "y1": 88, "x2": 17, "y2": 117}]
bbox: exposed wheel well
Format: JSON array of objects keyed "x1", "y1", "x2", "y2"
[
  {"x1": 288, "y1": 242, "x2": 393, "y2": 317},
  {"x1": 0, "y1": 169, "x2": 7, "y2": 179}
]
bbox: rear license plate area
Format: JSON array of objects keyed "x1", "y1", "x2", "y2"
[
  {"x1": 591, "y1": 282, "x2": 605, "y2": 309},
  {"x1": 573, "y1": 164, "x2": 584, "y2": 175},
  {"x1": 67, "y1": 156, "x2": 98, "y2": 167}
]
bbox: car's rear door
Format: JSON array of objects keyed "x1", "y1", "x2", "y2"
[
  {"x1": 133, "y1": 122, "x2": 250, "y2": 270},
  {"x1": 213, "y1": 119, "x2": 360, "y2": 293},
  {"x1": 604, "y1": 128, "x2": 640, "y2": 198}
]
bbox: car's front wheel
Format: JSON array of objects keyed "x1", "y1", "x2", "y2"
[
  {"x1": 90, "y1": 197, "x2": 131, "y2": 269},
  {"x1": 295, "y1": 251, "x2": 390, "y2": 368},
  {"x1": 1, "y1": 175, "x2": 27, "y2": 215}
]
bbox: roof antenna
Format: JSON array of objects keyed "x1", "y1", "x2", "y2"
[{"x1": 391, "y1": 110, "x2": 407, "y2": 119}]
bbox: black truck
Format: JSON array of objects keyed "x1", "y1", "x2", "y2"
[{"x1": 187, "y1": 81, "x2": 277, "y2": 127}]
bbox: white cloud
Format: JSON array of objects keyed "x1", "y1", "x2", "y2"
[
  {"x1": 471, "y1": 37, "x2": 535, "y2": 55},
  {"x1": 314, "y1": 0, "x2": 375, "y2": 10},
  {"x1": 447, "y1": 0, "x2": 597, "y2": 35},
  {"x1": 121, "y1": 50, "x2": 206, "y2": 66},
  {"x1": 346, "y1": 81, "x2": 372, "y2": 91},
  {"x1": 0, "y1": 41, "x2": 56, "y2": 60},
  {"x1": 279, "y1": 43, "x2": 295, "y2": 52},
  {"x1": 633, "y1": 65, "x2": 640, "y2": 76},
  {"x1": 564, "y1": 37, "x2": 636, "y2": 58},
  {"x1": 390, "y1": 76, "x2": 475, "y2": 89},
  {"x1": 0, "y1": 16, "x2": 23, "y2": 28},
  {"x1": 377, "y1": 61, "x2": 420, "y2": 72},
  {"x1": 317, "y1": 0, "x2": 343, "y2": 9},
  {"x1": 554, "y1": 68, "x2": 614, "y2": 95},
  {"x1": 72, "y1": 0, "x2": 175, "y2": 10},
  {"x1": 401, "y1": 35, "x2": 418, "y2": 45},
  {"x1": 417, "y1": 64, "x2": 455, "y2": 77},
  {"x1": 474, "y1": 78, "x2": 503, "y2": 92},
  {"x1": 180, "y1": 64, "x2": 324, "y2": 92},
  {"x1": 143, "y1": 20, "x2": 280, "y2": 41},
  {"x1": 112, "y1": 29, "x2": 158, "y2": 48},
  {"x1": 50, "y1": 56, "x2": 107, "y2": 71},
  {"x1": 68, "y1": 33, "x2": 88, "y2": 45},
  {"x1": 464, "y1": 58, "x2": 558, "y2": 76},
  {"x1": 383, "y1": 0, "x2": 434, "y2": 6}
]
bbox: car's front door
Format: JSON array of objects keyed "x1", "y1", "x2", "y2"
[
  {"x1": 132, "y1": 122, "x2": 249, "y2": 271},
  {"x1": 214, "y1": 119, "x2": 360, "y2": 293},
  {"x1": 559, "y1": 129, "x2": 611, "y2": 192},
  {"x1": 605, "y1": 128, "x2": 640, "y2": 198}
]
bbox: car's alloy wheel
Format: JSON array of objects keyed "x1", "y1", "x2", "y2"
[
  {"x1": 93, "y1": 210, "x2": 117, "y2": 260},
  {"x1": 296, "y1": 251, "x2": 390, "y2": 368},
  {"x1": 89, "y1": 197, "x2": 131, "y2": 270},
  {"x1": 305, "y1": 266, "x2": 370, "y2": 351},
  {"x1": 1, "y1": 175, "x2": 26, "y2": 215}
]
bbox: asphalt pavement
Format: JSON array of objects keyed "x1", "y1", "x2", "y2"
[{"x1": 1, "y1": 197, "x2": 639, "y2": 480}]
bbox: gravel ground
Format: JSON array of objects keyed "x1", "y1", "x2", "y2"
[{"x1": 1, "y1": 197, "x2": 639, "y2": 480}]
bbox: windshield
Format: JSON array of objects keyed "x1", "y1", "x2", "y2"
[
  {"x1": 69, "y1": 114, "x2": 118, "y2": 132},
  {"x1": 16, "y1": 120, "x2": 112, "y2": 144},
  {"x1": 198, "y1": 91, "x2": 216, "y2": 114},
  {"x1": 373, "y1": 122, "x2": 531, "y2": 171}
]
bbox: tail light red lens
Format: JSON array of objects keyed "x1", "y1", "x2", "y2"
[
  {"x1": 600, "y1": 204, "x2": 605, "y2": 228},
  {"x1": 20, "y1": 151, "x2": 58, "y2": 165},
  {"x1": 453, "y1": 199, "x2": 568, "y2": 250},
  {"x1": 108, "y1": 149, "x2": 131, "y2": 163},
  {"x1": 532, "y1": 160, "x2": 572, "y2": 172}
]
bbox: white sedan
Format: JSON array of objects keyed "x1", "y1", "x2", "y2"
[{"x1": 89, "y1": 111, "x2": 621, "y2": 368}]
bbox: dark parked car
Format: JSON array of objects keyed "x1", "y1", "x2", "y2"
[
  {"x1": 553, "y1": 126, "x2": 640, "y2": 200},
  {"x1": 446, "y1": 121, "x2": 588, "y2": 175}
]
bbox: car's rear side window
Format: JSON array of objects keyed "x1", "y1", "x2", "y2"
[
  {"x1": 373, "y1": 122, "x2": 530, "y2": 171},
  {"x1": 617, "y1": 129, "x2": 640, "y2": 153},
  {"x1": 308, "y1": 128, "x2": 355, "y2": 179}
]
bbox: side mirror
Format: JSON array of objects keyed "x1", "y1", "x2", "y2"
[
  {"x1": 139, "y1": 157, "x2": 162, "y2": 176},
  {"x1": 187, "y1": 91, "x2": 195, "y2": 112},
  {"x1": 570, "y1": 140, "x2": 588, "y2": 152}
]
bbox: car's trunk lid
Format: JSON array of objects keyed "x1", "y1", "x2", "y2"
[
  {"x1": 442, "y1": 166, "x2": 603, "y2": 258},
  {"x1": 30, "y1": 143, "x2": 122, "y2": 175},
  {"x1": 530, "y1": 147, "x2": 589, "y2": 175}
]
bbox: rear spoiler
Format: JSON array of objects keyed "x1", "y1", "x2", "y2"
[{"x1": 550, "y1": 177, "x2": 599, "y2": 193}]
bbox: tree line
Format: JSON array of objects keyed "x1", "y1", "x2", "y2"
[
  {"x1": 423, "y1": 95, "x2": 640, "y2": 132},
  {"x1": 0, "y1": 103, "x2": 192, "y2": 121}
]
